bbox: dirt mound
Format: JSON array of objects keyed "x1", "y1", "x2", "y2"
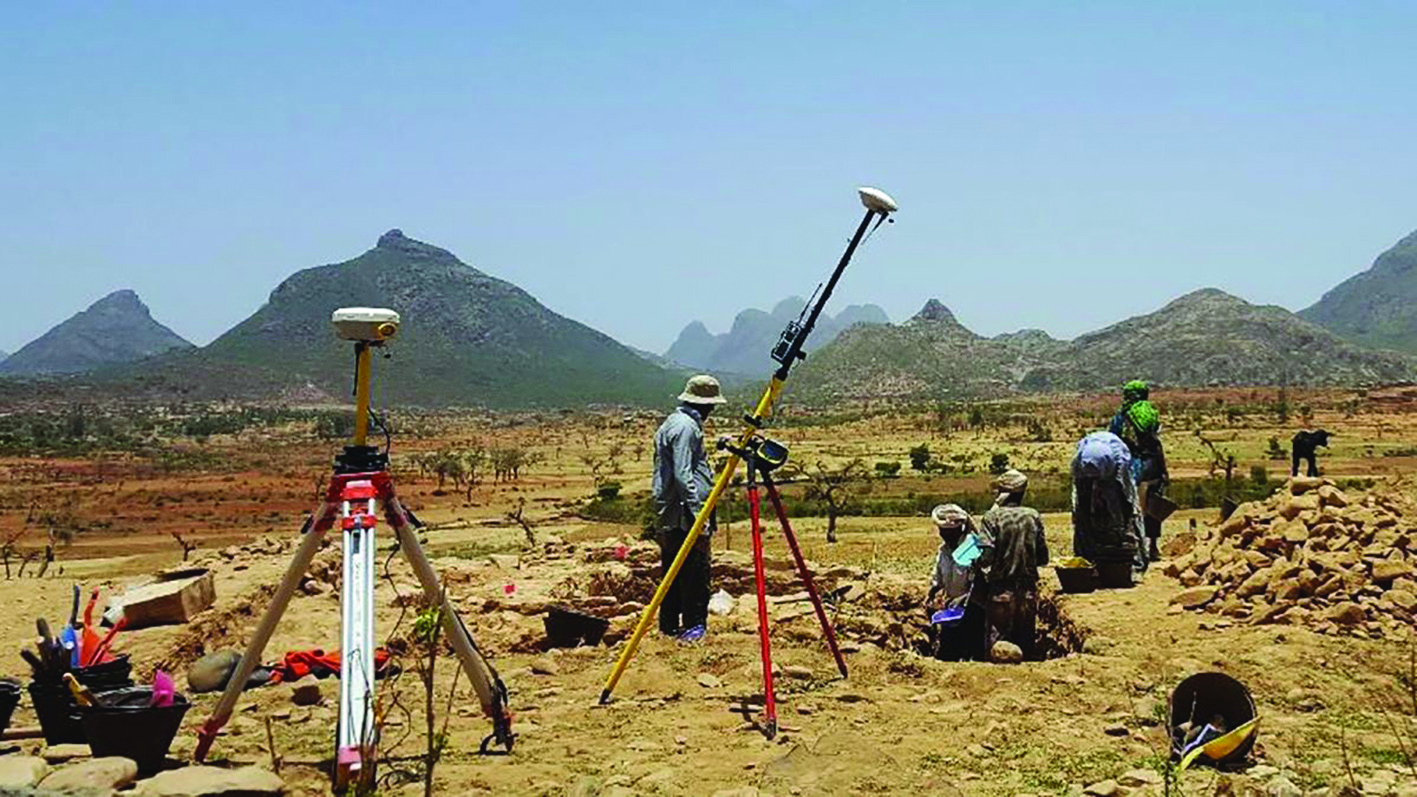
[{"x1": 1163, "y1": 477, "x2": 1416, "y2": 637}]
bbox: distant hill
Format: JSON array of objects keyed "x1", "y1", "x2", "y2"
[
  {"x1": 1300, "y1": 228, "x2": 1417, "y2": 353},
  {"x1": 0, "y1": 350, "x2": 8, "y2": 364},
  {"x1": 665, "y1": 297, "x2": 889, "y2": 376},
  {"x1": 793, "y1": 289, "x2": 1417, "y2": 402},
  {"x1": 0, "y1": 290, "x2": 192, "y2": 376},
  {"x1": 140, "y1": 230, "x2": 680, "y2": 408}
]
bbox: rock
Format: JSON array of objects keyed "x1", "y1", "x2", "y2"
[
  {"x1": 1119, "y1": 769, "x2": 1163, "y2": 788},
  {"x1": 0, "y1": 756, "x2": 51, "y2": 789},
  {"x1": 1387, "y1": 588, "x2": 1417, "y2": 612},
  {"x1": 781, "y1": 665, "x2": 813, "y2": 680},
  {"x1": 1266, "y1": 776, "x2": 1302, "y2": 797},
  {"x1": 990, "y1": 641, "x2": 1023, "y2": 664},
  {"x1": 40, "y1": 756, "x2": 139, "y2": 793},
  {"x1": 132, "y1": 765, "x2": 284, "y2": 796},
  {"x1": 1103, "y1": 723, "x2": 1130, "y2": 737},
  {"x1": 697, "y1": 673, "x2": 722, "y2": 689},
  {"x1": 1317, "y1": 485, "x2": 1349, "y2": 508},
  {"x1": 1084, "y1": 779, "x2": 1120, "y2": 796},
  {"x1": 1371, "y1": 558, "x2": 1411, "y2": 582},
  {"x1": 42, "y1": 744, "x2": 91, "y2": 763},
  {"x1": 531, "y1": 658, "x2": 560, "y2": 676},
  {"x1": 487, "y1": 554, "x2": 520, "y2": 570},
  {"x1": 1290, "y1": 476, "x2": 1325, "y2": 495},
  {"x1": 288, "y1": 675, "x2": 325, "y2": 706},
  {"x1": 1172, "y1": 586, "x2": 1219, "y2": 608},
  {"x1": 187, "y1": 649, "x2": 242, "y2": 693},
  {"x1": 710, "y1": 788, "x2": 760, "y2": 797},
  {"x1": 1325, "y1": 603, "x2": 1366, "y2": 625}
]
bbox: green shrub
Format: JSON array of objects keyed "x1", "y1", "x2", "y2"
[
  {"x1": 874, "y1": 461, "x2": 902, "y2": 478},
  {"x1": 908, "y1": 444, "x2": 931, "y2": 472}
]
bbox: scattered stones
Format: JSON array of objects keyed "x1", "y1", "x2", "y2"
[
  {"x1": 289, "y1": 675, "x2": 324, "y2": 706},
  {"x1": 697, "y1": 673, "x2": 722, "y2": 689},
  {"x1": 781, "y1": 665, "x2": 813, "y2": 680},
  {"x1": 990, "y1": 641, "x2": 1023, "y2": 664},
  {"x1": 531, "y1": 657, "x2": 560, "y2": 676},
  {"x1": 1083, "y1": 779, "x2": 1120, "y2": 796},
  {"x1": 1118, "y1": 769, "x2": 1162, "y2": 788},
  {"x1": 0, "y1": 756, "x2": 50, "y2": 789},
  {"x1": 40, "y1": 756, "x2": 138, "y2": 793},
  {"x1": 1171, "y1": 586, "x2": 1218, "y2": 609},
  {"x1": 1103, "y1": 723, "x2": 1130, "y2": 737},
  {"x1": 132, "y1": 765, "x2": 284, "y2": 796},
  {"x1": 41, "y1": 744, "x2": 91, "y2": 764}
]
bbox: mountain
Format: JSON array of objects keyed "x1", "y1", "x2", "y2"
[
  {"x1": 0, "y1": 290, "x2": 192, "y2": 376},
  {"x1": 1300, "y1": 228, "x2": 1417, "y2": 353},
  {"x1": 153, "y1": 230, "x2": 680, "y2": 408},
  {"x1": 0, "y1": 351, "x2": 7, "y2": 364},
  {"x1": 793, "y1": 289, "x2": 1417, "y2": 402},
  {"x1": 665, "y1": 297, "x2": 890, "y2": 376}
]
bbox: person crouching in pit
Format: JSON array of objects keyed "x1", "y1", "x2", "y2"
[{"x1": 925, "y1": 503, "x2": 990, "y2": 661}]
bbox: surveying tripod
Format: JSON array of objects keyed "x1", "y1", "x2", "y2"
[
  {"x1": 193, "y1": 308, "x2": 513, "y2": 793},
  {"x1": 726, "y1": 434, "x2": 848, "y2": 738},
  {"x1": 600, "y1": 187, "x2": 898, "y2": 712}
]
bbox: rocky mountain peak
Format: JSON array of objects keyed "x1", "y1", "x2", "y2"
[{"x1": 911, "y1": 299, "x2": 959, "y2": 324}]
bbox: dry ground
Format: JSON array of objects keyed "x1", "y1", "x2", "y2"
[{"x1": 0, "y1": 390, "x2": 1413, "y2": 795}]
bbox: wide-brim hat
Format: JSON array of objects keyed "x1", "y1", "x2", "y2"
[{"x1": 678, "y1": 374, "x2": 728, "y2": 405}]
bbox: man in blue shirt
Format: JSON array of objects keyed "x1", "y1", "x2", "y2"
[{"x1": 652, "y1": 375, "x2": 726, "y2": 642}]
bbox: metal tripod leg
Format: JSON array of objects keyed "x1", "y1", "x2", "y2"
[
  {"x1": 762, "y1": 473, "x2": 848, "y2": 678},
  {"x1": 385, "y1": 495, "x2": 514, "y2": 752},
  {"x1": 194, "y1": 502, "x2": 335, "y2": 762},
  {"x1": 335, "y1": 480, "x2": 379, "y2": 792},
  {"x1": 746, "y1": 463, "x2": 778, "y2": 739}
]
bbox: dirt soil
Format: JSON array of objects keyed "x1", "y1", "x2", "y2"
[{"x1": 0, "y1": 395, "x2": 1413, "y2": 796}]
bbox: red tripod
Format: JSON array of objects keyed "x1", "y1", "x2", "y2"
[{"x1": 736, "y1": 436, "x2": 848, "y2": 739}]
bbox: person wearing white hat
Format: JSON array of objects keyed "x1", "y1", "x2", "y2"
[
  {"x1": 979, "y1": 469, "x2": 1049, "y2": 661},
  {"x1": 652, "y1": 374, "x2": 729, "y2": 642},
  {"x1": 926, "y1": 503, "x2": 990, "y2": 661}
]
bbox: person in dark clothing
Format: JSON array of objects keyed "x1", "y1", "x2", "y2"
[
  {"x1": 1109, "y1": 381, "x2": 1169, "y2": 562},
  {"x1": 1291, "y1": 429, "x2": 1332, "y2": 477},
  {"x1": 978, "y1": 469, "x2": 1049, "y2": 661},
  {"x1": 652, "y1": 374, "x2": 726, "y2": 642},
  {"x1": 925, "y1": 504, "x2": 990, "y2": 662}
]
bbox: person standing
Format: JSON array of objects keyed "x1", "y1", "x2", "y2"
[
  {"x1": 1110, "y1": 381, "x2": 1168, "y2": 563},
  {"x1": 1291, "y1": 429, "x2": 1332, "y2": 477},
  {"x1": 652, "y1": 374, "x2": 726, "y2": 642},
  {"x1": 925, "y1": 504, "x2": 990, "y2": 662},
  {"x1": 979, "y1": 470, "x2": 1048, "y2": 661}
]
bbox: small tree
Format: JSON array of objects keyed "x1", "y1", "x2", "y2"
[
  {"x1": 908, "y1": 444, "x2": 932, "y2": 472},
  {"x1": 989, "y1": 452, "x2": 1011, "y2": 475},
  {"x1": 793, "y1": 459, "x2": 867, "y2": 544}
]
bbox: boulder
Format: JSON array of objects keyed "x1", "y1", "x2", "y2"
[
  {"x1": 1386, "y1": 588, "x2": 1417, "y2": 612},
  {"x1": 290, "y1": 676, "x2": 324, "y2": 706},
  {"x1": 0, "y1": 756, "x2": 51, "y2": 789},
  {"x1": 1372, "y1": 558, "x2": 1411, "y2": 582},
  {"x1": 1325, "y1": 603, "x2": 1366, "y2": 625},
  {"x1": 42, "y1": 744, "x2": 92, "y2": 764},
  {"x1": 131, "y1": 765, "x2": 284, "y2": 796},
  {"x1": 990, "y1": 641, "x2": 1024, "y2": 664},
  {"x1": 1317, "y1": 485, "x2": 1349, "y2": 508},
  {"x1": 40, "y1": 757, "x2": 139, "y2": 793},
  {"x1": 1290, "y1": 476, "x2": 1325, "y2": 495},
  {"x1": 1171, "y1": 586, "x2": 1218, "y2": 609}
]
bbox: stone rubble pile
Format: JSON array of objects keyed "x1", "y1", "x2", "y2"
[{"x1": 1164, "y1": 477, "x2": 1416, "y2": 638}]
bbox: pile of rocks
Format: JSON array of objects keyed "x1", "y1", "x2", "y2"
[{"x1": 1164, "y1": 477, "x2": 1416, "y2": 638}]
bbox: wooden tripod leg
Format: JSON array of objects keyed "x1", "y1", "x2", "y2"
[
  {"x1": 194, "y1": 502, "x2": 333, "y2": 762},
  {"x1": 763, "y1": 476, "x2": 848, "y2": 678},
  {"x1": 386, "y1": 495, "x2": 514, "y2": 752},
  {"x1": 747, "y1": 479, "x2": 778, "y2": 739}
]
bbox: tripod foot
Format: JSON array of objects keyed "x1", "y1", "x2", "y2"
[
  {"x1": 764, "y1": 719, "x2": 778, "y2": 740},
  {"x1": 598, "y1": 689, "x2": 612, "y2": 706}
]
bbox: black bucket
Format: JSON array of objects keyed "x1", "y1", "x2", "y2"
[
  {"x1": 28, "y1": 655, "x2": 135, "y2": 745},
  {"x1": 80, "y1": 687, "x2": 191, "y2": 775},
  {"x1": 1169, "y1": 672, "x2": 1259, "y2": 767},
  {"x1": 1096, "y1": 562, "x2": 1135, "y2": 589},
  {"x1": 543, "y1": 607, "x2": 610, "y2": 648},
  {"x1": 0, "y1": 680, "x2": 20, "y2": 735}
]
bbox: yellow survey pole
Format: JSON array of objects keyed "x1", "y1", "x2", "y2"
[
  {"x1": 352, "y1": 343, "x2": 373, "y2": 446},
  {"x1": 600, "y1": 377, "x2": 785, "y2": 703}
]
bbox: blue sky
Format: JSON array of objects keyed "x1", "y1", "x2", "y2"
[{"x1": 3, "y1": 2, "x2": 1415, "y2": 354}]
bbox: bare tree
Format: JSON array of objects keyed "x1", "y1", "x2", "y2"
[{"x1": 791, "y1": 459, "x2": 867, "y2": 543}]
